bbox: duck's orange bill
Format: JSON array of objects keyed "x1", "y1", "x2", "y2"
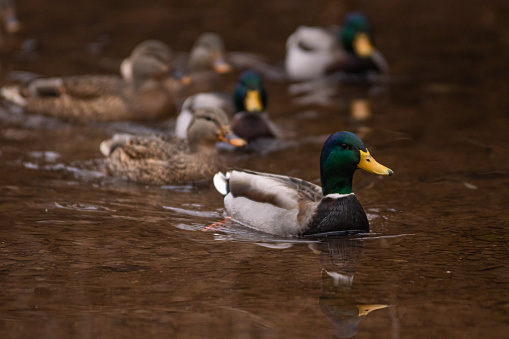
[
  {"x1": 214, "y1": 57, "x2": 233, "y2": 74},
  {"x1": 219, "y1": 126, "x2": 247, "y2": 147},
  {"x1": 358, "y1": 149, "x2": 393, "y2": 176}
]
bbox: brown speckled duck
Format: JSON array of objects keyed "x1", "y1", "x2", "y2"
[
  {"x1": 100, "y1": 107, "x2": 246, "y2": 185},
  {"x1": 182, "y1": 32, "x2": 233, "y2": 94},
  {"x1": 0, "y1": 40, "x2": 184, "y2": 123}
]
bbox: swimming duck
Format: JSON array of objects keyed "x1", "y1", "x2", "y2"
[
  {"x1": 0, "y1": 40, "x2": 184, "y2": 123},
  {"x1": 174, "y1": 92, "x2": 233, "y2": 138},
  {"x1": 0, "y1": 0, "x2": 20, "y2": 35},
  {"x1": 231, "y1": 70, "x2": 280, "y2": 141},
  {"x1": 285, "y1": 12, "x2": 388, "y2": 81},
  {"x1": 213, "y1": 131, "x2": 393, "y2": 236},
  {"x1": 175, "y1": 70, "x2": 279, "y2": 142},
  {"x1": 182, "y1": 32, "x2": 233, "y2": 94},
  {"x1": 101, "y1": 107, "x2": 246, "y2": 185}
]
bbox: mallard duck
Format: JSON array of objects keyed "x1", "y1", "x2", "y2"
[
  {"x1": 0, "y1": 0, "x2": 20, "y2": 35},
  {"x1": 182, "y1": 32, "x2": 233, "y2": 94},
  {"x1": 285, "y1": 12, "x2": 388, "y2": 81},
  {"x1": 174, "y1": 92, "x2": 233, "y2": 138},
  {"x1": 175, "y1": 70, "x2": 279, "y2": 142},
  {"x1": 0, "y1": 40, "x2": 184, "y2": 123},
  {"x1": 213, "y1": 131, "x2": 393, "y2": 236},
  {"x1": 230, "y1": 70, "x2": 280, "y2": 141},
  {"x1": 120, "y1": 40, "x2": 174, "y2": 83},
  {"x1": 101, "y1": 107, "x2": 246, "y2": 185}
]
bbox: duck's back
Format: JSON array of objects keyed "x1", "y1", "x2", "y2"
[{"x1": 105, "y1": 135, "x2": 222, "y2": 185}]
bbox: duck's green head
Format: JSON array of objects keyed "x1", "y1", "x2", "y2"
[
  {"x1": 340, "y1": 12, "x2": 375, "y2": 59},
  {"x1": 320, "y1": 131, "x2": 393, "y2": 195},
  {"x1": 233, "y1": 70, "x2": 267, "y2": 113}
]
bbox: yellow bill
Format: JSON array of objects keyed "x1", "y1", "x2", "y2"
[
  {"x1": 353, "y1": 33, "x2": 374, "y2": 58},
  {"x1": 358, "y1": 149, "x2": 393, "y2": 176},
  {"x1": 244, "y1": 90, "x2": 263, "y2": 112}
]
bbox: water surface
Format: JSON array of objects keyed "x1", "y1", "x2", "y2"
[{"x1": 0, "y1": 0, "x2": 508, "y2": 338}]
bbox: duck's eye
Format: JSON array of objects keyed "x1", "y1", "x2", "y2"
[
  {"x1": 204, "y1": 116, "x2": 212, "y2": 121},
  {"x1": 340, "y1": 143, "x2": 351, "y2": 150}
]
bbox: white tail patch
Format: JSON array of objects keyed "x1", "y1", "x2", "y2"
[
  {"x1": 0, "y1": 86, "x2": 27, "y2": 106},
  {"x1": 213, "y1": 172, "x2": 228, "y2": 195}
]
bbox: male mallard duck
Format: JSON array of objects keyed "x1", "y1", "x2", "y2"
[
  {"x1": 213, "y1": 131, "x2": 393, "y2": 236},
  {"x1": 101, "y1": 107, "x2": 246, "y2": 185},
  {"x1": 182, "y1": 32, "x2": 233, "y2": 94},
  {"x1": 285, "y1": 12, "x2": 388, "y2": 81},
  {"x1": 230, "y1": 70, "x2": 280, "y2": 141},
  {"x1": 0, "y1": 40, "x2": 184, "y2": 123}
]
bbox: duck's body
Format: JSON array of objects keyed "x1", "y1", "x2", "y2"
[
  {"x1": 214, "y1": 131, "x2": 393, "y2": 236},
  {"x1": 101, "y1": 107, "x2": 246, "y2": 185},
  {"x1": 285, "y1": 12, "x2": 388, "y2": 81},
  {"x1": 0, "y1": 40, "x2": 183, "y2": 123}
]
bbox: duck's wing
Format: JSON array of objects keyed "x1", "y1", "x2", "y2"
[
  {"x1": 216, "y1": 169, "x2": 323, "y2": 236},
  {"x1": 103, "y1": 134, "x2": 201, "y2": 185},
  {"x1": 227, "y1": 169, "x2": 322, "y2": 207},
  {"x1": 21, "y1": 75, "x2": 123, "y2": 98},
  {"x1": 103, "y1": 134, "x2": 185, "y2": 160}
]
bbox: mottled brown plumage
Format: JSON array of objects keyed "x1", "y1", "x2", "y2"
[
  {"x1": 101, "y1": 107, "x2": 246, "y2": 185},
  {"x1": 0, "y1": 40, "x2": 184, "y2": 123}
]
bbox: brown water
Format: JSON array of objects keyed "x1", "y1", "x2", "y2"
[{"x1": 0, "y1": 0, "x2": 508, "y2": 338}]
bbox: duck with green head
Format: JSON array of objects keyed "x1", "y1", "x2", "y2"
[
  {"x1": 285, "y1": 12, "x2": 388, "y2": 81},
  {"x1": 213, "y1": 131, "x2": 393, "y2": 236},
  {"x1": 174, "y1": 70, "x2": 280, "y2": 142},
  {"x1": 231, "y1": 70, "x2": 280, "y2": 141}
]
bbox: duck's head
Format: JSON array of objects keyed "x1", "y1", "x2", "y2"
[
  {"x1": 341, "y1": 12, "x2": 376, "y2": 59},
  {"x1": 121, "y1": 40, "x2": 173, "y2": 83},
  {"x1": 233, "y1": 70, "x2": 267, "y2": 113},
  {"x1": 187, "y1": 107, "x2": 247, "y2": 150},
  {"x1": 188, "y1": 32, "x2": 232, "y2": 74},
  {"x1": 320, "y1": 131, "x2": 393, "y2": 195}
]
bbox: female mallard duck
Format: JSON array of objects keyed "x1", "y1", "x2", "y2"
[
  {"x1": 182, "y1": 32, "x2": 233, "y2": 94},
  {"x1": 174, "y1": 91, "x2": 233, "y2": 138},
  {"x1": 213, "y1": 131, "x2": 393, "y2": 236},
  {"x1": 0, "y1": 40, "x2": 184, "y2": 123},
  {"x1": 285, "y1": 12, "x2": 388, "y2": 81},
  {"x1": 100, "y1": 107, "x2": 246, "y2": 185}
]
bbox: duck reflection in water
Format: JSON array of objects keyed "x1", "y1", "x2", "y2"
[{"x1": 311, "y1": 236, "x2": 389, "y2": 338}]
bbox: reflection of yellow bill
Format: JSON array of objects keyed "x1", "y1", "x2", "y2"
[
  {"x1": 358, "y1": 150, "x2": 393, "y2": 176},
  {"x1": 357, "y1": 304, "x2": 390, "y2": 316},
  {"x1": 245, "y1": 90, "x2": 263, "y2": 112},
  {"x1": 353, "y1": 33, "x2": 374, "y2": 58}
]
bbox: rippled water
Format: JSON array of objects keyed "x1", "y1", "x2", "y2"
[{"x1": 0, "y1": 0, "x2": 508, "y2": 338}]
